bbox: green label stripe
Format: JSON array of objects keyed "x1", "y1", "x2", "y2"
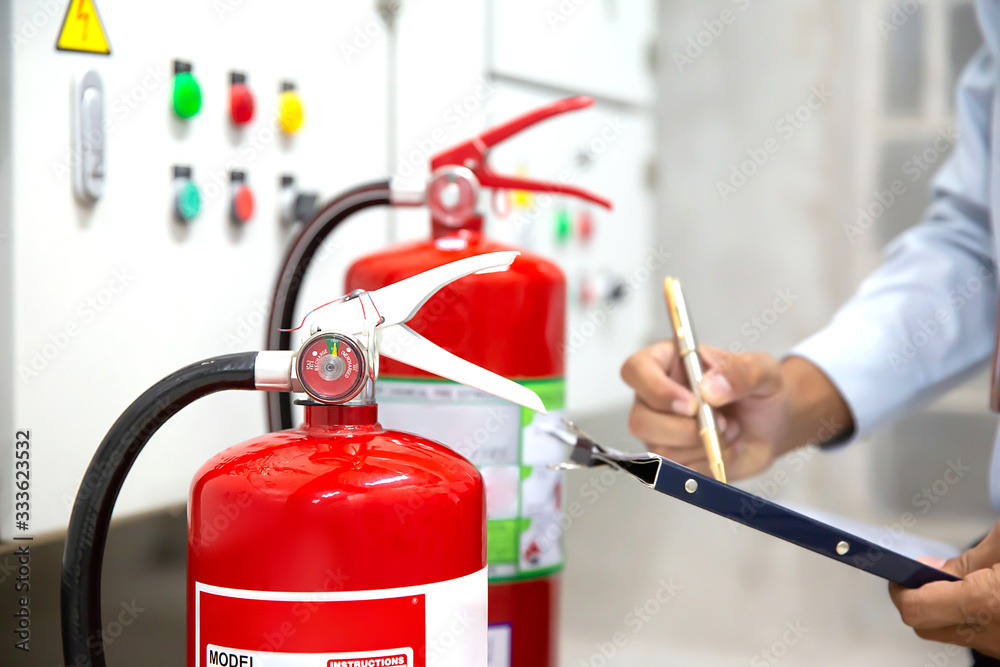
[
  {"x1": 488, "y1": 564, "x2": 565, "y2": 584},
  {"x1": 487, "y1": 519, "x2": 520, "y2": 563}
]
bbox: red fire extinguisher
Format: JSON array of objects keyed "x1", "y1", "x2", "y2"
[
  {"x1": 266, "y1": 97, "x2": 612, "y2": 667},
  {"x1": 60, "y1": 253, "x2": 546, "y2": 667}
]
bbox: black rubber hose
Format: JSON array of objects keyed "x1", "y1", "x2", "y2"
[
  {"x1": 266, "y1": 180, "x2": 392, "y2": 432},
  {"x1": 61, "y1": 352, "x2": 259, "y2": 667}
]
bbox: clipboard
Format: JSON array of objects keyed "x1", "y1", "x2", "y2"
[{"x1": 550, "y1": 422, "x2": 960, "y2": 589}]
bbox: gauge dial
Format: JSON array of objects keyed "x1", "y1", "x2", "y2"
[{"x1": 297, "y1": 333, "x2": 366, "y2": 403}]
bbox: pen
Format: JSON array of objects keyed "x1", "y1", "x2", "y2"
[{"x1": 663, "y1": 277, "x2": 727, "y2": 483}]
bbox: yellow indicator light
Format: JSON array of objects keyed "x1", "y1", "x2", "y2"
[
  {"x1": 278, "y1": 90, "x2": 304, "y2": 134},
  {"x1": 511, "y1": 164, "x2": 533, "y2": 209}
]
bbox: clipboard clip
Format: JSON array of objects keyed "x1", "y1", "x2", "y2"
[{"x1": 544, "y1": 419, "x2": 662, "y2": 487}]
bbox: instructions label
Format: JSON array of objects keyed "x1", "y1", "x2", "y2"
[{"x1": 195, "y1": 568, "x2": 486, "y2": 667}]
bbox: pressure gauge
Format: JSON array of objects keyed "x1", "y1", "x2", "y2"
[{"x1": 296, "y1": 333, "x2": 367, "y2": 404}]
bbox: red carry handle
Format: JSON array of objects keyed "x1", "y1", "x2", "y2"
[{"x1": 430, "y1": 96, "x2": 612, "y2": 210}]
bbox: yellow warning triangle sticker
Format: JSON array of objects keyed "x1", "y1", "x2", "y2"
[{"x1": 56, "y1": 0, "x2": 111, "y2": 55}]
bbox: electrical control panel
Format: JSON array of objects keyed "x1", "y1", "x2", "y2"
[{"x1": 0, "y1": 0, "x2": 390, "y2": 538}]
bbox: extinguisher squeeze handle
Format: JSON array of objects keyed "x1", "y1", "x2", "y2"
[{"x1": 429, "y1": 96, "x2": 613, "y2": 210}]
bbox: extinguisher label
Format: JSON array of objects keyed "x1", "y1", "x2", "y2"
[
  {"x1": 377, "y1": 378, "x2": 566, "y2": 582},
  {"x1": 195, "y1": 568, "x2": 486, "y2": 667}
]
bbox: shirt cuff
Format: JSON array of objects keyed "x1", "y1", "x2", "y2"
[{"x1": 787, "y1": 329, "x2": 868, "y2": 448}]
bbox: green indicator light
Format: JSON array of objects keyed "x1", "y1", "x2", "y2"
[
  {"x1": 173, "y1": 72, "x2": 202, "y2": 119},
  {"x1": 555, "y1": 208, "x2": 572, "y2": 243},
  {"x1": 176, "y1": 181, "x2": 201, "y2": 221}
]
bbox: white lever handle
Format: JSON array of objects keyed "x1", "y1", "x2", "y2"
[
  {"x1": 379, "y1": 325, "x2": 546, "y2": 414},
  {"x1": 369, "y1": 251, "x2": 520, "y2": 328}
]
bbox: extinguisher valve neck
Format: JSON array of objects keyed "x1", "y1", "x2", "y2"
[{"x1": 303, "y1": 403, "x2": 379, "y2": 426}]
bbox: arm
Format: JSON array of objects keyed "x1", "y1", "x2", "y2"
[{"x1": 791, "y1": 44, "x2": 997, "y2": 444}]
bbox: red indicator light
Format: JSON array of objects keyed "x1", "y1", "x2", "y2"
[
  {"x1": 577, "y1": 209, "x2": 594, "y2": 242},
  {"x1": 229, "y1": 82, "x2": 254, "y2": 125},
  {"x1": 231, "y1": 185, "x2": 255, "y2": 223}
]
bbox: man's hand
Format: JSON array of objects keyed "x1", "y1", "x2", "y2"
[
  {"x1": 890, "y1": 524, "x2": 1000, "y2": 657},
  {"x1": 620, "y1": 341, "x2": 852, "y2": 481},
  {"x1": 621, "y1": 341, "x2": 789, "y2": 479}
]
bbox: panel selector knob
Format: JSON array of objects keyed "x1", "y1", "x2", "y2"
[
  {"x1": 279, "y1": 175, "x2": 318, "y2": 226},
  {"x1": 579, "y1": 272, "x2": 627, "y2": 308},
  {"x1": 173, "y1": 166, "x2": 201, "y2": 223}
]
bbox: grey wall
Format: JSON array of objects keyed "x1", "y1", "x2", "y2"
[
  {"x1": 555, "y1": 2, "x2": 992, "y2": 664},
  {"x1": 654, "y1": 0, "x2": 859, "y2": 354}
]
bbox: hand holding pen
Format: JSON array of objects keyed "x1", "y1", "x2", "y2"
[{"x1": 620, "y1": 280, "x2": 824, "y2": 482}]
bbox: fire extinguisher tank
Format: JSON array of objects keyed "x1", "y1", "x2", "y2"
[{"x1": 187, "y1": 404, "x2": 487, "y2": 665}]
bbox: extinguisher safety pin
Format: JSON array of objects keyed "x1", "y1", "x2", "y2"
[{"x1": 354, "y1": 289, "x2": 386, "y2": 327}]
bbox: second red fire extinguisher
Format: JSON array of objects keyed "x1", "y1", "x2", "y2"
[{"x1": 267, "y1": 96, "x2": 612, "y2": 667}]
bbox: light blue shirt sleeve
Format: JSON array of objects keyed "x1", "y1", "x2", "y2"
[{"x1": 791, "y1": 36, "x2": 998, "y2": 443}]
